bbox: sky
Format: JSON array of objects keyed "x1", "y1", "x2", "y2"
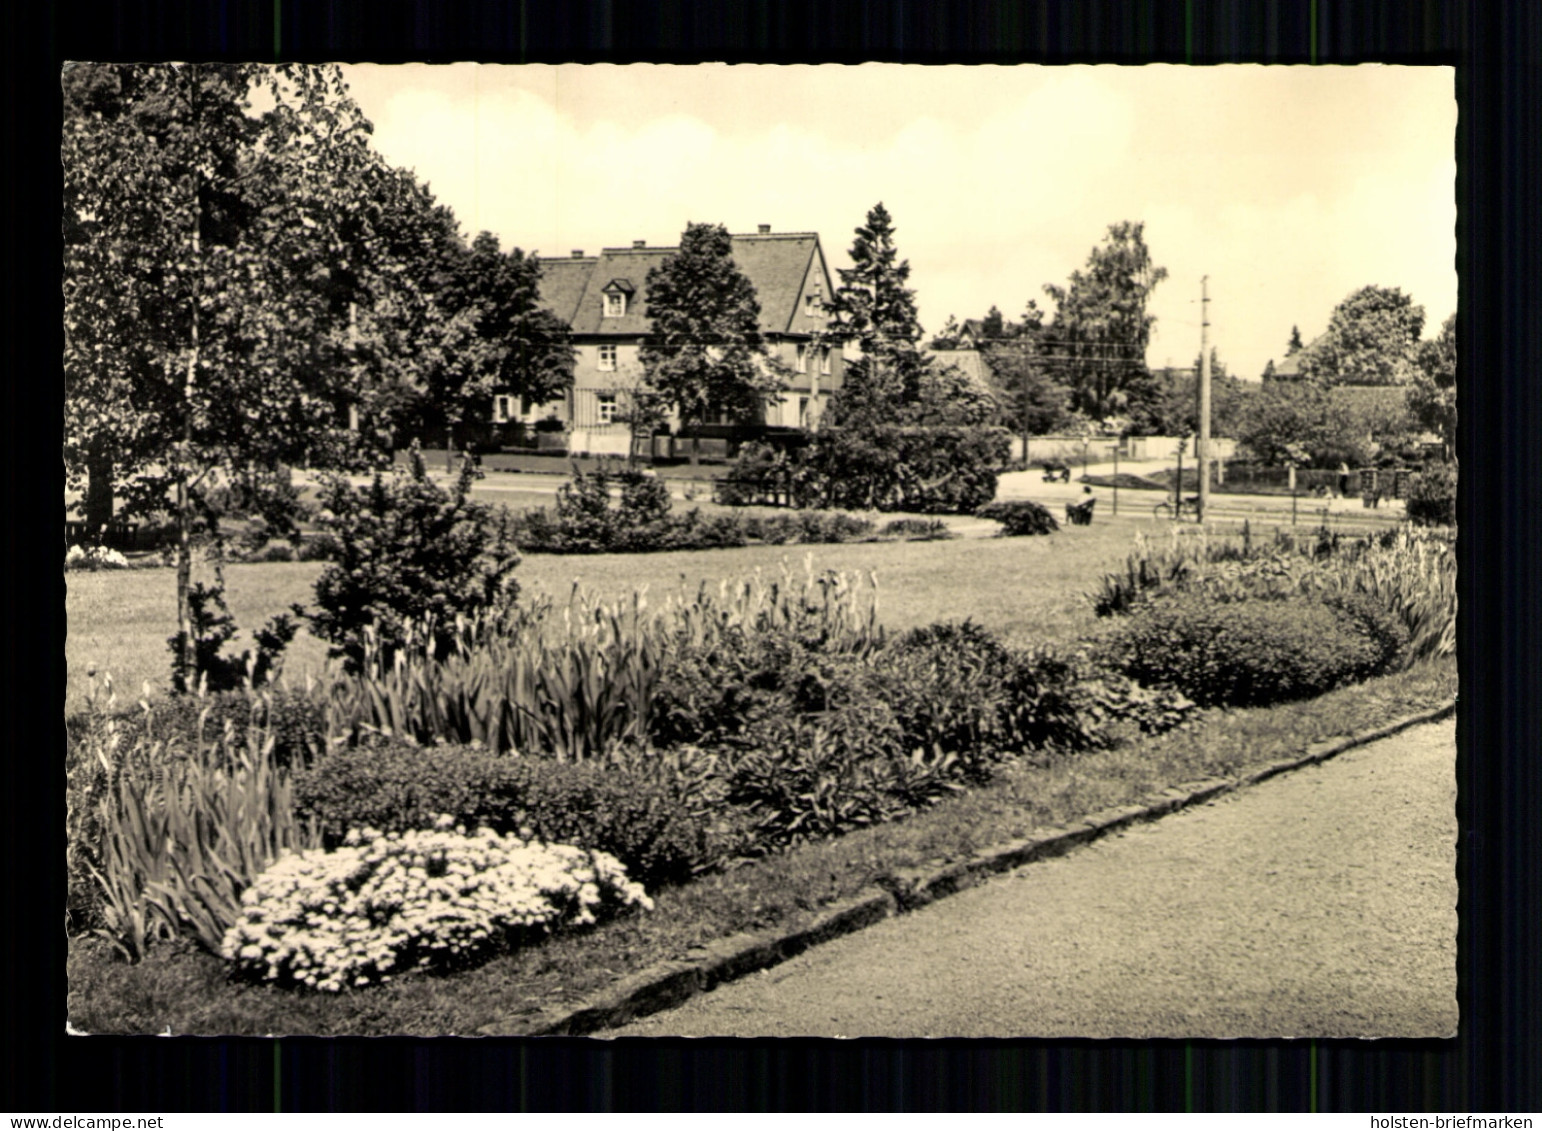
[{"x1": 337, "y1": 63, "x2": 1457, "y2": 384}]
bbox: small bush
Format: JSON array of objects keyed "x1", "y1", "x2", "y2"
[
  {"x1": 252, "y1": 541, "x2": 297, "y2": 563},
  {"x1": 879, "y1": 518, "x2": 955, "y2": 540},
  {"x1": 1404, "y1": 463, "x2": 1457, "y2": 526},
  {"x1": 166, "y1": 583, "x2": 298, "y2": 693},
  {"x1": 724, "y1": 710, "x2": 913, "y2": 848},
  {"x1": 221, "y1": 823, "x2": 652, "y2": 992},
  {"x1": 976, "y1": 499, "x2": 1059, "y2": 536},
  {"x1": 296, "y1": 739, "x2": 716, "y2": 888},
  {"x1": 1004, "y1": 645, "x2": 1198, "y2": 753},
  {"x1": 876, "y1": 622, "x2": 1016, "y2": 776},
  {"x1": 1103, "y1": 592, "x2": 1393, "y2": 707},
  {"x1": 306, "y1": 445, "x2": 521, "y2": 672},
  {"x1": 64, "y1": 545, "x2": 130, "y2": 571},
  {"x1": 296, "y1": 532, "x2": 342, "y2": 562},
  {"x1": 99, "y1": 688, "x2": 328, "y2": 769}
]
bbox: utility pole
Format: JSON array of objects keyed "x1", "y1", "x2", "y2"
[{"x1": 1198, "y1": 276, "x2": 1212, "y2": 523}]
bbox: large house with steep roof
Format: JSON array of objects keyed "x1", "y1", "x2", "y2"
[{"x1": 493, "y1": 224, "x2": 845, "y2": 457}]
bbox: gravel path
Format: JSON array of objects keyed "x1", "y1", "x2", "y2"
[{"x1": 604, "y1": 720, "x2": 1457, "y2": 1039}]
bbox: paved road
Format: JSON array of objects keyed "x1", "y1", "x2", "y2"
[{"x1": 604, "y1": 720, "x2": 1457, "y2": 1039}]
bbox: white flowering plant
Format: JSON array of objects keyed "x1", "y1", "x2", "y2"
[
  {"x1": 220, "y1": 817, "x2": 654, "y2": 992},
  {"x1": 65, "y1": 544, "x2": 130, "y2": 570}
]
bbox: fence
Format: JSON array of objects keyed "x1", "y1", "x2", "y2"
[{"x1": 1180, "y1": 465, "x2": 1418, "y2": 499}]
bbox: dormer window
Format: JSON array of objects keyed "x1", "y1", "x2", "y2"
[{"x1": 601, "y1": 279, "x2": 634, "y2": 318}]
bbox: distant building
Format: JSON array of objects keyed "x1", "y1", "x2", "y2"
[{"x1": 493, "y1": 225, "x2": 845, "y2": 456}]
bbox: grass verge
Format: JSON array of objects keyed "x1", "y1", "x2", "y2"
[
  {"x1": 66, "y1": 654, "x2": 1456, "y2": 1036},
  {"x1": 66, "y1": 525, "x2": 1143, "y2": 714}
]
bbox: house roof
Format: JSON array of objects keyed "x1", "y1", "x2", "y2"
[
  {"x1": 537, "y1": 231, "x2": 825, "y2": 337},
  {"x1": 535, "y1": 256, "x2": 599, "y2": 325},
  {"x1": 1272, "y1": 334, "x2": 1326, "y2": 379},
  {"x1": 924, "y1": 348, "x2": 992, "y2": 388}
]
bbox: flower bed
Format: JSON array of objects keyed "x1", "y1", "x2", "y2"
[
  {"x1": 68, "y1": 521, "x2": 1456, "y2": 1007},
  {"x1": 223, "y1": 820, "x2": 651, "y2": 992}
]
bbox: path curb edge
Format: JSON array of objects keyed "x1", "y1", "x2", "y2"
[{"x1": 482, "y1": 696, "x2": 1457, "y2": 1038}]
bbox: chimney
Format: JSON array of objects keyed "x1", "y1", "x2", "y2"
[
  {"x1": 633, "y1": 239, "x2": 646, "y2": 249},
  {"x1": 571, "y1": 249, "x2": 584, "y2": 258},
  {"x1": 757, "y1": 224, "x2": 771, "y2": 234}
]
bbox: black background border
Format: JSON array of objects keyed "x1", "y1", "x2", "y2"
[{"x1": 15, "y1": 0, "x2": 1537, "y2": 1112}]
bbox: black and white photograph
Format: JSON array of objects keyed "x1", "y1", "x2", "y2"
[{"x1": 63, "y1": 62, "x2": 1458, "y2": 1039}]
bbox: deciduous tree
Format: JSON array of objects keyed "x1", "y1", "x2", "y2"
[
  {"x1": 1297, "y1": 285, "x2": 1426, "y2": 386},
  {"x1": 423, "y1": 231, "x2": 575, "y2": 458},
  {"x1": 1409, "y1": 312, "x2": 1457, "y2": 458},
  {"x1": 639, "y1": 222, "x2": 785, "y2": 463},
  {"x1": 63, "y1": 62, "x2": 457, "y2": 682},
  {"x1": 1042, "y1": 221, "x2": 1169, "y2": 420}
]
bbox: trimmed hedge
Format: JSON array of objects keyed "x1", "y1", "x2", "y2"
[
  {"x1": 1102, "y1": 591, "x2": 1401, "y2": 708},
  {"x1": 294, "y1": 739, "x2": 715, "y2": 889}
]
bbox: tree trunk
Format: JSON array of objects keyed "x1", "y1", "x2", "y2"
[
  {"x1": 84, "y1": 442, "x2": 114, "y2": 536},
  {"x1": 174, "y1": 470, "x2": 194, "y2": 691},
  {"x1": 176, "y1": 101, "x2": 202, "y2": 690}
]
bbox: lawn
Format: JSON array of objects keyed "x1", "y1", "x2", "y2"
[{"x1": 66, "y1": 520, "x2": 1145, "y2": 715}]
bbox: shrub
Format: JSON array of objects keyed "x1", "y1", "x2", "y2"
[
  {"x1": 1404, "y1": 463, "x2": 1457, "y2": 526},
  {"x1": 97, "y1": 687, "x2": 328, "y2": 770},
  {"x1": 64, "y1": 545, "x2": 129, "y2": 571},
  {"x1": 221, "y1": 822, "x2": 652, "y2": 992},
  {"x1": 976, "y1": 499, "x2": 1059, "y2": 536},
  {"x1": 1102, "y1": 592, "x2": 1394, "y2": 708},
  {"x1": 876, "y1": 622, "x2": 1017, "y2": 776},
  {"x1": 295, "y1": 739, "x2": 715, "y2": 888},
  {"x1": 306, "y1": 445, "x2": 521, "y2": 672},
  {"x1": 879, "y1": 517, "x2": 954, "y2": 540},
  {"x1": 296, "y1": 532, "x2": 342, "y2": 562},
  {"x1": 724, "y1": 711, "x2": 912, "y2": 848},
  {"x1": 253, "y1": 541, "x2": 297, "y2": 563},
  {"x1": 716, "y1": 441, "x2": 797, "y2": 507},
  {"x1": 1003, "y1": 645, "x2": 1198, "y2": 753},
  {"x1": 166, "y1": 583, "x2": 298, "y2": 693},
  {"x1": 802, "y1": 424, "x2": 1011, "y2": 514}
]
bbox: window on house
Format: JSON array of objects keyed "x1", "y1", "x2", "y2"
[
  {"x1": 820, "y1": 346, "x2": 831, "y2": 375},
  {"x1": 597, "y1": 394, "x2": 618, "y2": 425},
  {"x1": 493, "y1": 395, "x2": 513, "y2": 424},
  {"x1": 520, "y1": 395, "x2": 534, "y2": 417},
  {"x1": 795, "y1": 343, "x2": 808, "y2": 373},
  {"x1": 798, "y1": 396, "x2": 810, "y2": 426},
  {"x1": 598, "y1": 344, "x2": 617, "y2": 371},
  {"x1": 604, "y1": 292, "x2": 626, "y2": 318},
  {"x1": 805, "y1": 290, "x2": 821, "y2": 316}
]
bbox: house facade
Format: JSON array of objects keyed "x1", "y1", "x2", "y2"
[{"x1": 494, "y1": 225, "x2": 845, "y2": 457}]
